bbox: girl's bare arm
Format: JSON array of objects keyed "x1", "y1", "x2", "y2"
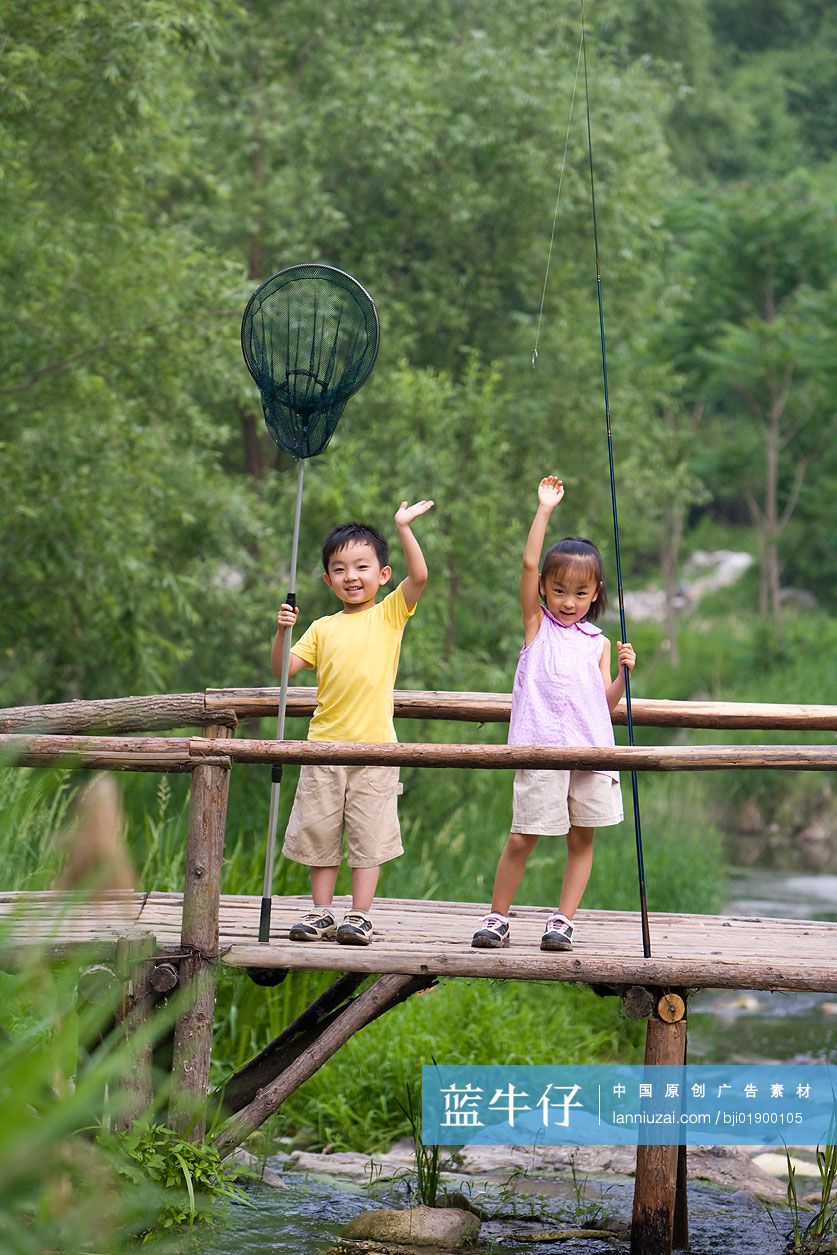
[
  {"x1": 521, "y1": 476, "x2": 563, "y2": 644},
  {"x1": 599, "y1": 639, "x2": 637, "y2": 712}
]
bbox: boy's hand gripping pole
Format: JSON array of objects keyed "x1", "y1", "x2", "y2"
[{"x1": 259, "y1": 458, "x2": 306, "y2": 943}]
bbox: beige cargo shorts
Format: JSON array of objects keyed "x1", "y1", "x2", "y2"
[
  {"x1": 512, "y1": 768, "x2": 623, "y2": 837},
  {"x1": 283, "y1": 764, "x2": 404, "y2": 869}
]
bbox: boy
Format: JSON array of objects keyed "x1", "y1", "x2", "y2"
[{"x1": 272, "y1": 498, "x2": 434, "y2": 945}]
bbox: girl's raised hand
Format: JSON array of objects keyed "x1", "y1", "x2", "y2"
[
  {"x1": 617, "y1": 641, "x2": 636, "y2": 672},
  {"x1": 538, "y1": 475, "x2": 564, "y2": 509}
]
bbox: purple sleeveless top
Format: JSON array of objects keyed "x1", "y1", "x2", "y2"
[{"x1": 507, "y1": 608, "x2": 618, "y2": 781}]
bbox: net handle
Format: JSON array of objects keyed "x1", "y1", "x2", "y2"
[{"x1": 259, "y1": 457, "x2": 305, "y2": 941}]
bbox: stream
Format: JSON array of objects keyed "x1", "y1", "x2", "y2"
[
  {"x1": 689, "y1": 868, "x2": 836, "y2": 1066},
  {"x1": 195, "y1": 868, "x2": 834, "y2": 1255}
]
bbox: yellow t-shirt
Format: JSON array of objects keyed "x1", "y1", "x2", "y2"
[{"x1": 290, "y1": 585, "x2": 416, "y2": 743}]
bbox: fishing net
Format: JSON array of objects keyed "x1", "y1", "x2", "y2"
[{"x1": 241, "y1": 263, "x2": 380, "y2": 459}]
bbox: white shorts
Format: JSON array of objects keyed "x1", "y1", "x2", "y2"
[{"x1": 511, "y1": 769, "x2": 623, "y2": 836}]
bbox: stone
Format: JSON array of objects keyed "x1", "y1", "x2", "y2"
[
  {"x1": 751, "y1": 1151, "x2": 820, "y2": 1178},
  {"x1": 289, "y1": 1149, "x2": 414, "y2": 1180},
  {"x1": 344, "y1": 1204, "x2": 481, "y2": 1248},
  {"x1": 232, "y1": 1147, "x2": 287, "y2": 1189}
]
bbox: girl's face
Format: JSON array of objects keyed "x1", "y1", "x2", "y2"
[{"x1": 540, "y1": 560, "x2": 601, "y2": 626}]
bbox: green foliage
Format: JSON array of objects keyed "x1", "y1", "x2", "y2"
[
  {"x1": 0, "y1": 767, "x2": 72, "y2": 889},
  {"x1": 772, "y1": 1109, "x2": 837, "y2": 1253},
  {"x1": 0, "y1": 932, "x2": 251, "y2": 1251},
  {"x1": 0, "y1": 954, "x2": 158, "y2": 1253},
  {"x1": 106, "y1": 1120, "x2": 251, "y2": 1240},
  {"x1": 2, "y1": 0, "x2": 834, "y2": 706},
  {"x1": 398, "y1": 1082, "x2": 441, "y2": 1209}
]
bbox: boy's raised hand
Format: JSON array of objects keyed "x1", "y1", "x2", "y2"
[
  {"x1": 538, "y1": 475, "x2": 564, "y2": 509},
  {"x1": 395, "y1": 499, "x2": 435, "y2": 528}
]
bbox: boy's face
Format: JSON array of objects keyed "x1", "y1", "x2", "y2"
[{"x1": 323, "y1": 541, "x2": 391, "y2": 612}]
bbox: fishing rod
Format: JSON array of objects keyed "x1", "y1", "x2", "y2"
[{"x1": 580, "y1": 2, "x2": 651, "y2": 958}]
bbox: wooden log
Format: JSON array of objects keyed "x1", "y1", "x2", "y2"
[
  {"x1": 191, "y1": 736, "x2": 837, "y2": 772},
  {"x1": 5, "y1": 732, "x2": 835, "y2": 773},
  {"x1": 621, "y1": 986, "x2": 656, "y2": 1020},
  {"x1": 206, "y1": 686, "x2": 837, "y2": 731},
  {"x1": 77, "y1": 963, "x2": 121, "y2": 1007},
  {"x1": 673, "y1": 1143, "x2": 689, "y2": 1251},
  {"x1": 150, "y1": 962, "x2": 179, "y2": 993},
  {"x1": 168, "y1": 725, "x2": 232, "y2": 1139},
  {"x1": 215, "y1": 972, "x2": 368, "y2": 1115},
  {"x1": 112, "y1": 934, "x2": 157, "y2": 1132},
  {"x1": 0, "y1": 693, "x2": 237, "y2": 735},
  {"x1": 212, "y1": 973, "x2": 432, "y2": 1158},
  {"x1": 0, "y1": 733, "x2": 230, "y2": 772},
  {"x1": 3, "y1": 688, "x2": 834, "y2": 734},
  {"x1": 221, "y1": 942, "x2": 837, "y2": 993},
  {"x1": 630, "y1": 1015, "x2": 688, "y2": 1255},
  {"x1": 657, "y1": 993, "x2": 686, "y2": 1023}
]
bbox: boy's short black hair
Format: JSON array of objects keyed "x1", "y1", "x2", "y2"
[{"x1": 322, "y1": 523, "x2": 389, "y2": 571}]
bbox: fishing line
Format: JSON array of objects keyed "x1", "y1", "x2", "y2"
[
  {"x1": 531, "y1": 28, "x2": 584, "y2": 370},
  {"x1": 580, "y1": 1, "x2": 651, "y2": 958}
]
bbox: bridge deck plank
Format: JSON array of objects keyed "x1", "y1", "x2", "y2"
[{"x1": 1, "y1": 891, "x2": 833, "y2": 992}]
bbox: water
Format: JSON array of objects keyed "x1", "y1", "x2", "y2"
[
  {"x1": 196, "y1": 867, "x2": 832, "y2": 1254},
  {"x1": 689, "y1": 866, "x2": 837, "y2": 1066},
  {"x1": 194, "y1": 1168, "x2": 795, "y2": 1255}
]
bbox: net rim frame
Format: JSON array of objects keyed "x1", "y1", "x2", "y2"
[{"x1": 240, "y1": 262, "x2": 381, "y2": 405}]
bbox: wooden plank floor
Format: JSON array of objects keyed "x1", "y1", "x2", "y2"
[{"x1": 1, "y1": 891, "x2": 834, "y2": 992}]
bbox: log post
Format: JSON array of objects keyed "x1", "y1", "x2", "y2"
[
  {"x1": 630, "y1": 994, "x2": 688, "y2": 1255},
  {"x1": 168, "y1": 724, "x2": 232, "y2": 1138},
  {"x1": 112, "y1": 933, "x2": 157, "y2": 1131}
]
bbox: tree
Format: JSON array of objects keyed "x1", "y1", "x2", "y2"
[{"x1": 682, "y1": 181, "x2": 836, "y2": 617}]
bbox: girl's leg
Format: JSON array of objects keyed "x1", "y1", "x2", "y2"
[
  {"x1": 557, "y1": 825, "x2": 594, "y2": 920},
  {"x1": 490, "y1": 832, "x2": 539, "y2": 915}
]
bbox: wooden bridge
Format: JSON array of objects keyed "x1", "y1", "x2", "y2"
[
  {"x1": 1, "y1": 686, "x2": 835, "y2": 1255},
  {"x1": 3, "y1": 890, "x2": 834, "y2": 993}
]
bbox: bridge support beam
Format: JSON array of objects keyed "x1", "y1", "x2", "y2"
[
  {"x1": 212, "y1": 971, "x2": 435, "y2": 1158},
  {"x1": 169, "y1": 724, "x2": 232, "y2": 1138},
  {"x1": 630, "y1": 991, "x2": 689, "y2": 1255}
]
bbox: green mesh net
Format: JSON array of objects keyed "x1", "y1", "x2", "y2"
[{"x1": 241, "y1": 263, "x2": 380, "y2": 459}]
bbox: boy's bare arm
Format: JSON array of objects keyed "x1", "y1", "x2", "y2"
[
  {"x1": 271, "y1": 603, "x2": 310, "y2": 678},
  {"x1": 394, "y1": 499, "x2": 434, "y2": 609},
  {"x1": 521, "y1": 476, "x2": 564, "y2": 638}
]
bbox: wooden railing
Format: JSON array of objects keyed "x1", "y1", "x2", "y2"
[
  {"x1": 2, "y1": 686, "x2": 837, "y2": 734},
  {"x1": 2, "y1": 734, "x2": 836, "y2": 772}
]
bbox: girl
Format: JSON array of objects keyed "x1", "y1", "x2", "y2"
[{"x1": 472, "y1": 475, "x2": 636, "y2": 952}]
